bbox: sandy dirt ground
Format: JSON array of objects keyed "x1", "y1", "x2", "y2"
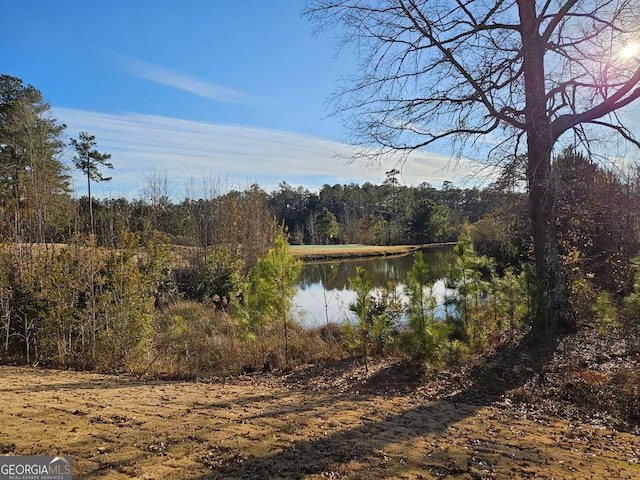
[{"x1": 1, "y1": 364, "x2": 640, "y2": 479}]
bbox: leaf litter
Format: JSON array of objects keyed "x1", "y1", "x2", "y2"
[{"x1": 1, "y1": 326, "x2": 640, "y2": 478}]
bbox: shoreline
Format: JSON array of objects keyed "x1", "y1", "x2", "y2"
[{"x1": 289, "y1": 242, "x2": 456, "y2": 262}]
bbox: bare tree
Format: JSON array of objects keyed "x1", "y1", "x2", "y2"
[
  {"x1": 306, "y1": 0, "x2": 640, "y2": 331},
  {"x1": 143, "y1": 167, "x2": 178, "y2": 235}
]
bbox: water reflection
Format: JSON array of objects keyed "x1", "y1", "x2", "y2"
[{"x1": 294, "y1": 246, "x2": 456, "y2": 327}]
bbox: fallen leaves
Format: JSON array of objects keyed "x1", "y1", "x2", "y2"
[{"x1": 1, "y1": 325, "x2": 640, "y2": 478}]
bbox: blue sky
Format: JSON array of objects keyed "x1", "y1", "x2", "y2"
[{"x1": 2, "y1": 1, "x2": 476, "y2": 198}]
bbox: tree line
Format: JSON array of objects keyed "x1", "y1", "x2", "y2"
[
  {"x1": 0, "y1": 73, "x2": 510, "y2": 249},
  {"x1": 268, "y1": 177, "x2": 506, "y2": 246},
  {"x1": 3, "y1": 70, "x2": 640, "y2": 386},
  {"x1": 7, "y1": 0, "x2": 640, "y2": 350}
]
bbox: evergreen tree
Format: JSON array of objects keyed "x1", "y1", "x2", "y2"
[
  {"x1": 344, "y1": 267, "x2": 374, "y2": 370},
  {"x1": 403, "y1": 251, "x2": 449, "y2": 361},
  {"x1": 344, "y1": 267, "x2": 400, "y2": 370},
  {"x1": 247, "y1": 233, "x2": 302, "y2": 366},
  {"x1": 0, "y1": 75, "x2": 70, "y2": 242},
  {"x1": 315, "y1": 207, "x2": 340, "y2": 244},
  {"x1": 69, "y1": 132, "x2": 113, "y2": 236}
]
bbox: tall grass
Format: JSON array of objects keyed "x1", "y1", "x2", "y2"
[{"x1": 151, "y1": 301, "x2": 346, "y2": 378}]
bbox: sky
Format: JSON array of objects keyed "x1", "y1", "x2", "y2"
[{"x1": 1, "y1": 0, "x2": 475, "y2": 199}]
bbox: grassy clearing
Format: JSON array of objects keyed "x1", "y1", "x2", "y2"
[{"x1": 289, "y1": 244, "x2": 422, "y2": 261}]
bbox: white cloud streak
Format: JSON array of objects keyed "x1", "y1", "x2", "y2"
[
  {"x1": 55, "y1": 108, "x2": 468, "y2": 198},
  {"x1": 116, "y1": 55, "x2": 250, "y2": 104}
]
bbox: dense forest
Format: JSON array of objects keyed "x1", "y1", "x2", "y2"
[
  {"x1": 3, "y1": 74, "x2": 640, "y2": 397},
  {"x1": 68, "y1": 178, "x2": 522, "y2": 252}
]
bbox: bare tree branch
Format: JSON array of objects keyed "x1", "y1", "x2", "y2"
[{"x1": 306, "y1": 0, "x2": 640, "y2": 329}]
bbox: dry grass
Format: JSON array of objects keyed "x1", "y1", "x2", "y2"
[
  {"x1": 151, "y1": 301, "x2": 346, "y2": 378},
  {"x1": 289, "y1": 244, "x2": 422, "y2": 261},
  {"x1": 2, "y1": 363, "x2": 640, "y2": 479}
]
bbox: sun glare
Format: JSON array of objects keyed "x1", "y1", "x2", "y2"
[{"x1": 620, "y1": 42, "x2": 640, "y2": 59}]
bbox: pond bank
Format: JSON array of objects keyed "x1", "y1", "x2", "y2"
[{"x1": 290, "y1": 242, "x2": 457, "y2": 262}]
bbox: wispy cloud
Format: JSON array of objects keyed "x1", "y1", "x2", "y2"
[
  {"x1": 115, "y1": 54, "x2": 250, "y2": 104},
  {"x1": 55, "y1": 108, "x2": 468, "y2": 198}
]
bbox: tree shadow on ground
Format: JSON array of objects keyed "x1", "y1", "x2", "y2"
[{"x1": 197, "y1": 329, "x2": 562, "y2": 479}]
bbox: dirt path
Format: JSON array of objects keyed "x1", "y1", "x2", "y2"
[{"x1": 1, "y1": 365, "x2": 639, "y2": 479}]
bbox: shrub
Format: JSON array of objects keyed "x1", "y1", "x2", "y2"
[
  {"x1": 196, "y1": 245, "x2": 245, "y2": 310},
  {"x1": 152, "y1": 301, "x2": 347, "y2": 377},
  {"x1": 94, "y1": 232, "x2": 155, "y2": 372},
  {"x1": 441, "y1": 339, "x2": 468, "y2": 367},
  {"x1": 624, "y1": 257, "x2": 640, "y2": 319},
  {"x1": 592, "y1": 291, "x2": 621, "y2": 336},
  {"x1": 152, "y1": 301, "x2": 241, "y2": 378}
]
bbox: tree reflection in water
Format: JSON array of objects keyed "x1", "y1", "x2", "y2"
[{"x1": 294, "y1": 246, "x2": 456, "y2": 327}]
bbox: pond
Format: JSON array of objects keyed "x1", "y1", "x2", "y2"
[{"x1": 293, "y1": 246, "x2": 457, "y2": 328}]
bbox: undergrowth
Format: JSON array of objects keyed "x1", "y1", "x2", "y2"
[{"x1": 150, "y1": 300, "x2": 347, "y2": 378}]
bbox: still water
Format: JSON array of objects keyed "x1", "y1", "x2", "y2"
[{"x1": 293, "y1": 246, "x2": 457, "y2": 328}]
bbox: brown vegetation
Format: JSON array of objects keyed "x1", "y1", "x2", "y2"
[{"x1": 2, "y1": 325, "x2": 640, "y2": 479}]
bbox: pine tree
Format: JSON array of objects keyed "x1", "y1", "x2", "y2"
[
  {"x1": 247, "y1": 233, "x2": 302, "y2": 367},
  {"x1": 0, "y1": 75, "x2": 70, "y2": 243},
  {"x1": 69, "y1": 132, "x2": 113, "y2": 236}
]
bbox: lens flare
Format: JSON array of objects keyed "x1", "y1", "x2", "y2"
[{"x1": 620, "y1": 42, "x2": 640, "y2": 59}]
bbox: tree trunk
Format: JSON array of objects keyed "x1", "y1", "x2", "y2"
[
  {"x1": 528, "y1": 148, "x2": 575, "y2": 333},
  {"x1": 87, "y1": 172, "x2": 94, "y2": 237},
  {"x1": 518, "y1": 0, "x2": 575, "y2": 333}
]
